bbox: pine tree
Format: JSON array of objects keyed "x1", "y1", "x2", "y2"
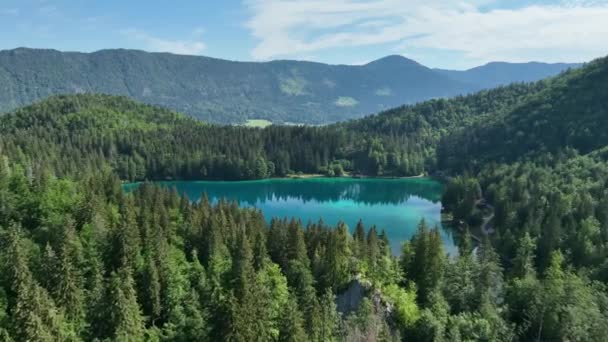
[
  {"x1": 231, "y1": 229, "x2": 255, "y2": 301},
  {"x1": 367, "y1": 226, "x2": 380, "y2": 277},
  {"x1": 252, "y1": 228, "x2": 268, "y2": 271},
  {"x1": 0, "y1": 155, "x2": 12, "y2": 226},
  {"x1": 53, "y1": 220, "x2": 86, "y2": 334},
  {"x1": 286, "y1": 219, "x2": 309, "y2": 267},
  {"x1": 323, "y1": 222, "x2": 352, "y2": 290},
  {"x1": 403, "y1": 220, "x2": 445, "y2": 306},
  {"x1": 378, "y1": 229, "x2": 391, "y2": 257},
  {"x1": 285, "y1": 259, "x2": 319, "y2": 338},
  {"x1": 353, "y1": 219, "x2": 367, "y2": 259},
  {"x1": 107, "y1": 196, "x2": 142, "y2": 271},
  {"x1": 444, "y1": 243, "x2": 476, "y2": 313},
  {"x1": 475, "y1": 236, "x2": 503, "y2": 309},
  {"x1": 107, "y1": 267, "x2": 146, "y2": 341},
  {"x1": 317, "y1": 288, "x2": 340, "y2": 342},
  {"x1": 424, "y1": 226, "x2": 446, "y2": 303},
  {"x1": 86, "y1": 262, "x2": 109, "y2": 341},
  {"x1": 227, "y1": 228, "x2": 275, "y2": 341},
  {"x1": 512, "y1": 232, "x2": 537, "y2": 278},
  {"x1": 141, "y1": 254, "x2": 162, "y2": 325},
  {"x1": 6, "y1": 228, "x2": 66, "y2": 341},
  {"x1": 279, "y1": 294, "x2": 308, "y2": 342}
]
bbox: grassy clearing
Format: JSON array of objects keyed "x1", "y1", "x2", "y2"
[
  {"x1": 244, "y1": 119, "x2": 273, "y2": 128},
  {"x1": 334, "y1": 96, "x2": 359, "y2": 107}
]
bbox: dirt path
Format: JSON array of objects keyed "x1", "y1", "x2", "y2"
[{"x1": 481, "y1": 206, "x2": 495, "y2": 235}]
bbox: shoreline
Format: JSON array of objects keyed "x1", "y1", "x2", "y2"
[
  {"x1": 123, "y1": 173, "x2": 432, "y2": 184},
  {"x1": 285, "y1": 172, "x2": 427, "y2": 180}
]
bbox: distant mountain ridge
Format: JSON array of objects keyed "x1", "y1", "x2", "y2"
[
  {"x1": 435, "y1": 61, "x2": 582, "y2": 89},
  {"x1": 0, "y1": 47, "x2": 580, "y2": 124}
]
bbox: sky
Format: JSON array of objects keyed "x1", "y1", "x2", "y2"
[{"x1": 0, "y1": 0, "x2": 607, "y2": 69}]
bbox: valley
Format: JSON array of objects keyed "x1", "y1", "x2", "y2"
[{"x1": 0, "y1": 50, "x2": 605, "y2": 341}]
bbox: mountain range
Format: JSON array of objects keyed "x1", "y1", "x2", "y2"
[{"x1": 0, "y1": 47, "x2": 580, "y2": 124}]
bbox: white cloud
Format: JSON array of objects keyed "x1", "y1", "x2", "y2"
[
  {"x1": 244, "y1": 0, "x2": 608, "y2": 67},
  {"x1": 122, "y1": 29, "x2": 206, "y2": 55}
]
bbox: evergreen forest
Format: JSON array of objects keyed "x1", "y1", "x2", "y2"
[{"x1": 0, "y1": 55, "x2": 607, "y2": 341}]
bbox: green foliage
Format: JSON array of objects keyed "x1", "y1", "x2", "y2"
[
  {"x1": 0, "y1": 94, "x2": 439, "y2": 180},
  {"x1": 0, "y1": 52, "x2": 606, "y2": 341},
  {"x1": 442, "y1": 177, "x2": 481, "y2": 223},
  {"x1": 439, "y1": 56, "x2": 608, "y2": 170},
  {"x1": 401, "y1": 220, "x2": 446, "y2": 306},
  {"x1": 382, "y1": 284, "x2": 420, "y2": 329},
  {"x1": 0, "y1": 154, "x2": 421, "y2": 340},
  {"x1": 279, "y1": 294, "x2": 308, "y2": 342},
  {"x1": 342, "y1": 297, "x2": 397, "y2": 341},
  {"x1": 108, "y1": 267, "x2": 146, "y2": 341}
]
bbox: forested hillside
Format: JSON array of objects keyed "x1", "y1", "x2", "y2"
[
  {"x1": 0, "y1": 93, "x2": 460, "y2": 181},
  {"x1": 435, "y1": 55, "x2": 608, "y2": 289},
  {"x1": 0, "y1": 54, "x2": 607, "y2": 341},
  {"x1": 438, "y1": 56, "x2": 608, "y2": 170},
  {"x1": 0, "y1": 48, "x2": 576, "y2": 124},
  {"x1": 0, "y1": 81, "x2": 548, "y2": 182}
]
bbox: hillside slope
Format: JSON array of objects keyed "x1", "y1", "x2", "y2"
[
  {"x1": 438, "y1": 57, "x2": 608, "y2": 171},
  {"x1": 0, "y1": 49, "x2": 469, "y2": 124},
  {"x1": 0, "y1": 48, "x2": 577, "y2": 124}
]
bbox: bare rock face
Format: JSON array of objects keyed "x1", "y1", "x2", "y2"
[
  {"x1": 337, "y1": 276, "x2": 400, "y2": 340},
  {"x1": 336, "y1": 278, "x2": 368, "y2": 315},
  {"x1": 336, "y1": 275, "x2": 391, "y2": 317}
]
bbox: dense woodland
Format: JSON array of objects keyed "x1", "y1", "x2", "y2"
[
  {"x1": 0, "y1": 94, "x2": 431, "y2": 180},
  {"x1": 0, "y1": 55, "x2": 607, "y2": 340},
  {"x1": 2, "y1": 159, "x2": 605, "y2": 341},
  {"x1": 0, "y1": 82, "x2": 545, "y2": 182}
]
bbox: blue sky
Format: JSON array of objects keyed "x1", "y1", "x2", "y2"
[{"x1": 1, "y1": 0, "x2": 607, "y2": 69}]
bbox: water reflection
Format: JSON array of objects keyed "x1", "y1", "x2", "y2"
[
  {"x1": 128, "y1": 178, "x2": 443, "y2": 206},
  {"x1": 124, "y1": 178, "x2": 455, "y2": 255}
]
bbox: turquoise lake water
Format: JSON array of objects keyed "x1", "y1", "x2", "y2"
[{"x1": 124, "y1": 178, "x2": 456, "y2": 254}]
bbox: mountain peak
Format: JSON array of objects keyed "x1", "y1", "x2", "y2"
[{"x1": 365, "y1": 55, "x2": 423, "y2": 68}]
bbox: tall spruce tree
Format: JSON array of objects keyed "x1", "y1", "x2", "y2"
[{"x1": 107, "y1": 266, "x2": 146, "y2": 341}]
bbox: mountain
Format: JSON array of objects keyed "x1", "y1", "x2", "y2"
[
  {"x1": 435, "y1": 61, "x2": 581, "y2": 89},
  {"x1": 438, "y1": 57, "x2": 606, "y2": 171},
  {"x1": 0, "y1": 48, "x2": 578, "y2": 124}
]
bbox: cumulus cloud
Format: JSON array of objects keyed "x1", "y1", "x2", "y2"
[
  {"x1": 244, "y1": 0, "x2": 608, "y2": 67},
  {"x1": 121, "y1": 29, "x2": 206, "y2": 55}
]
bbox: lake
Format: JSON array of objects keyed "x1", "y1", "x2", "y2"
[{"x1": 124, "y1": 177, "x2": 456, "y2": 254}]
